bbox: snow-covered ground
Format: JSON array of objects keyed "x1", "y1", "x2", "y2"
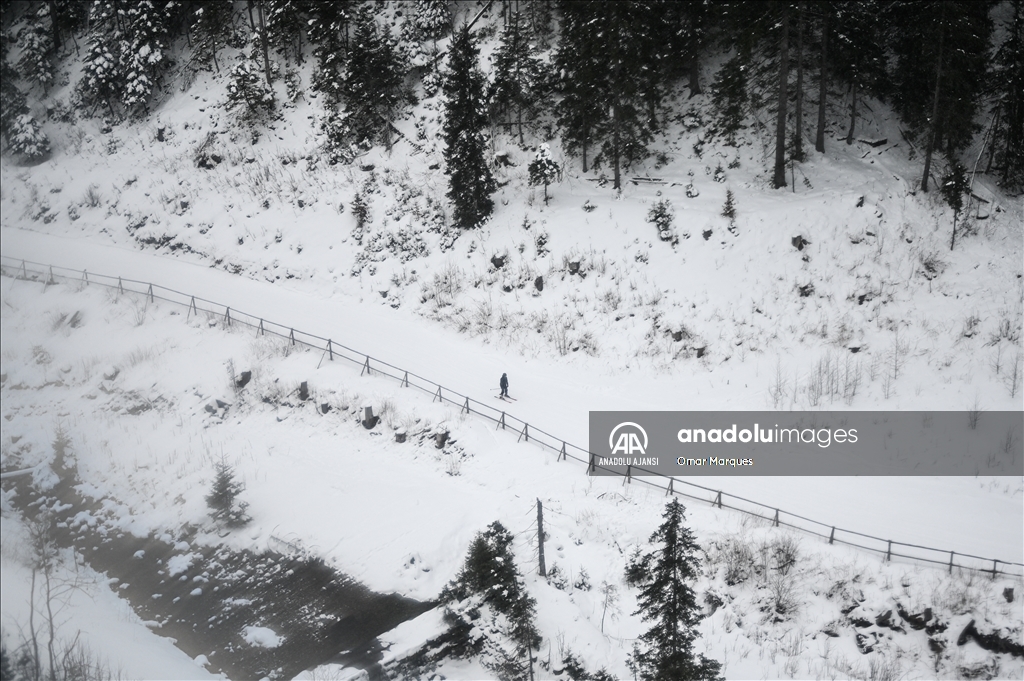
[{"x1": 2, "y1": 5, "x2": 1023, "y2": 677}]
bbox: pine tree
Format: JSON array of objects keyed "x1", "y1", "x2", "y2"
[
  {"x1": 9, "y1": 113, "x2": 50, "y2": 160},
  {"x1": 440, "y1": 521, "x2": 541, "y2": 679},
  {"x1": 488, "y1": 11, "x2": 545, "y2": 144},
  {"x1": 555, "y1": 1, "x2": 607, "y2": 172},
  {"x1": 121, "y1": 0, "x2": 170, "y2": 113},
  {"x1": 18, "y1": 6, "x2": 55, "y2": 92},
  {"x1": 265, "y1": 0, "x2": 308, "y2": 64},
  {"x1": 528, "y1": 143, "x2": 560, "y2": 204},
  {"x1": 226, "y1": 46, "x2": 275, "y2": 119},
  {"x1": 989, "y1": 0, "x2": 1024, "y2": 189},
  {"x1": 942, "y1": 161, "x2": 970, "y2": 250},
  {"x1": 711, "y1": 56, "x2": 747, "y2": 146},
  {"x1": 443, "y1": 25, "x2": 495, "y2": 229},
  {"x1": 412, "y1": 0, "x2": 450, "y2": 47},
  {"x1": 206, "y1": 459, "x2": 250, "y2": 527},
  {"x1": 888, "y1": 1, "x2": 992, "y2": 191},
  {"x1": 343, "y1": 9, "x2": 408, "y2": 149},
  {"x1": 1, "y1": 33, "x2": 30, "y2": 143},
  {"x1": 79, "y1": 0, "x2": 125, "y2": 117},
  {"x1": 190, "y1": 0, "x2": 234, "y2": 72},
  {"x1": 627, "y1": 499, "x2": 723, "y2": 681},
  {"x1": 829, "y1": 1, "x2": 886, "y2": 146},
  {"x1": 308, "y1": 1, "x2": 350, "y2": 104}
]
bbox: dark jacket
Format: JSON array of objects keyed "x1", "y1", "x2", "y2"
[{"x1": 500, "y1": 375, "x2": 509, "y2": 389}]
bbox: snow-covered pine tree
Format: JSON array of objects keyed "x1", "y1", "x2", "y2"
[
  {"x1": 412, "y1": 0, "x2": 450, "y2": 47},
  {"x1": 710, "y1": 55, "x2": 747, "y2": 146},
  {"x1": 9, "y1": 113, "x2": 50, "y2": 160},
  {"x1": 226, "y1": 36, "x2": 275, "y2": 119},
  {"x1": 528, "y1": 143, "x2": 560, "y2": 204},
  {"x1": 440, "y1": 521, "x2": 540, "y2": 679},
  {"x1": 79, "y1": 0, "x2": 125, "y2": 117},
  {"x1": 189, "y1": 0, "x2": 234, "y2": 72},
  {"x1": 626, "y1": 498, "x2": 723, "y2": 681},
  {"x1": 206, "y1": 459, "x2": 250, "y2": 527},
  {"x1": 343, "y1": 8, "x2": 408, "y2": 149},
  {"x1": 0, "y1": 33, "x2": 30, "y2": 143},
  {"x1": 488, "y1": 11, "x2": 545, "y2": 145},
  {"x1": 17, "y1": 6, "x2": 55, "y2": 92},
  {"x1": 265, "y1": 0, "x2": 307, "y2": 64},
  {"x1": 942, "y1": 161, "x2": 969, "y2": 250},
  {"x1": 443, "y1": 25, "x2": 495, "y2": 229},
  {"x1": 308, "y1": 1, "x2": 350, "y2": 104},
  {"x1": 121, "y1": 0, "x2": 169, "y2": 113}
]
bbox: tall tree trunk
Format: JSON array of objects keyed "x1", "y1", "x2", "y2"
[
  {"x1": 582, "y1": 132, "x2": 589, "y2": 173},
  {"x1": 922, "y1": 6, "x2": 946, "y2": 192},
  {"x1": 48, "y1": 1, "x2": 61, "y2": 51},
  {"x1": 773, "y1": 5, "x2": 790, "y2": 189},
  {"x1": 246, "y1": 0, "x2": 257, "y2": 33},
  {"x1": 794, "y1": 2, "x2": 805, "y2": 161},
  {"x1": 815, "y1": 9, "x2": 828, "y2": 152},
  {"x1": 257, "y1": 0, "x2": 272, "y2": 87},
  {"x1": 986, "y1": 105, "x2": 1000, "y2": 173},
  {"x1": 846, "y1": 77, "x2": 857, "y2": 144}
]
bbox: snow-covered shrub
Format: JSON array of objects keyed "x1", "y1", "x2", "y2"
[
  {"x1": 528, "y1": 143, "x2": 560, "y2": 204},
  {"x1": 714, "y1": 163, "x2": 726, "y2": 183},
  {"x1": 8, "y1": 114, "x2": 50, "y2": 160},
  {"x1": 646, "y1": 199, "x2": 677, "y2": 245},
  {"x1": 722, "y1": 189, "x2": 737, "y2": 234},
  {"x1": 350, "y1": 192, "x2": 370, "y2": 243},
  {"x1": 226, "y1": 56, "x2": 274, "y2": 119}
]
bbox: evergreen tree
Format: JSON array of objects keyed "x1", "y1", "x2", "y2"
[
  {"x1": 941, "y1": 160, "x2": 969, "y2": 250},
  {"x1": 226, "y1": 38, "x2": 275, "y2": 119},
  {"x1": 888, "y1": 1, "x2": 992, "y2": 191},
  {"x1": 79, "y1": 0, "x2": 125, "y2": 117},
  {"x1": 265, "y1": 0, "x2": 308, "y2": 64},
  {"x1": 627, "y1": 499, "x2": 723, "y2": 681},
  {"x1": 190, "y1": 0, "x2": 234, "y2": 72},
  {"x1": 440, "y1": 521, "x2": 541, "y2": 679},
  {"x1": 989, "y1": 0, "x2": 1024, "y2": 190},
  {"x1": 308, "y1": 1, "x2": 350, "y2": 104},
  {"x1": 206, "y1": 459, "x2": 250, "y2": 526},
  {"x1": 121, "y1": 0, "x2": 170, "y2": 113},
  {"x1": 555, "y1": 1, "x2": 607, "y2": 172},
  {"x1": 829, "y1": 1, "x2": 886, "y2": 146},
  {"x1": 343, "y1": 9, "x2": 408, "y2": 149},
  {"x1": 443, "y1": 25, "x2": 495, "y2": 229},
  {"x1": 8, "y1": 113, "x2": 50, "y2": 160},
  {"x1": 528, "y1": 143, "x2": 560, "y2": 204},
  {"x1": 489, "y1": 10, "x2": 545, "y2": 144},
  {"x1": 1, "y1": 34, "x2": 30, "y2": 143},
  {"x1": 412, "y1": 0, "x2": 450, "y2": 47},
  {"x1": 711, "y1": 55, "x2": 747, "y2": 146},
  {"x1": 18, "y1": 6, "x2": 55, "y2": 92}
]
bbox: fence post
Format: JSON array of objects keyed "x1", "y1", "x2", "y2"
[
  {"x1": 558, "y1": 442, "x2": 566, "y2": 461},
  {"x1": 48, "y1": 266, "x2": 55, "y2": 284},
  {"x1": 886, "y1": 540, "x2": 892, "y2": 562},
  {"x1": 623, "y1": 464, "x2": 632, "y2": 485},
  {"x1": 518, "y1": 424, "x2": 529, "y2": 443},
  {"x1": 147, "y1": 283, "x2": 154, "y2": 303},
  {"x1": 666, "y1": 478, "x2": 674, "y2": 496},
  {"x1": 20, "y1": 260, "x2": 27, "y2": 279},
  {"x1": 289, "y1": 328, "x2": 295, "y2": 346},
  {"x1": 462, "y1": 397, "x2": 470, "y2": 415},
  {"x1": 773, "y1": 509, "x2": 780, "y2": 527},
  {"x1": 257, "y1": 319, "x2": 264, "y2": 336},
  {"x1": 118, "y1": 277, "x2": 124, "y2": 294},
  {"x1": 361, "y1": 356, "x2": 371, "y2": 376},
  {"x1": 588, "y1": 454, "x2": 595, "y2": 474},
  {"x1": 225, "y1": 307, "x2": 231, "y2": 326},
  {"x1": 829, "y1": 527, "x2": 835, "y2": 545},
  {"x1": 714, "y1": 491, "x2": 723, "y2": 509},
  {"x1": 991, "y1": 559, "x2": 999, "y2": 579},
  {"x1": 949, "y1": 551, "x2": 955, "y2": 574},
  {"x1": 327, "y1": 339, "x2": 333, "y2": 361},
  {"x1": 187, "y1": 296, "x2": 197, "y2": 320},
  {"x1": 433, "y1": 386, "x2": 442, "y2": 403},
  {"x1": 82, "y1": 270, "x2": 88, "y2": 285},
  {"x1": 497, "y1": 412, "x2": 505, "y2": 430},
  {"x1": 401, "y1": 371, "x2": 409, "y2": 387}
]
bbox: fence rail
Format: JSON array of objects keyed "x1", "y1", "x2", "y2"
[{"x1": 2, "y1": 255, "x2": 1022, "y2": 579}]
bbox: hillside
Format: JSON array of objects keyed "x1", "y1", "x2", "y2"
[{"x1": 1, "y1": 1, "x2": 1023, "y2": 680}]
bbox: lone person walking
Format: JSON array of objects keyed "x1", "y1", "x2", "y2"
[{"x1": 499, "y1": 372, "x2": 509, "y2": 398}]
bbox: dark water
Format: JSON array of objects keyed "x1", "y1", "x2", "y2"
[{"x1": 3, "y1": 450, "x2": 433, "y2": 680}]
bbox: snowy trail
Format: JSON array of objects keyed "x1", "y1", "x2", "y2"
[{"x1": 2, "y1": 224, "x2": 1022, "y2": 564}]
